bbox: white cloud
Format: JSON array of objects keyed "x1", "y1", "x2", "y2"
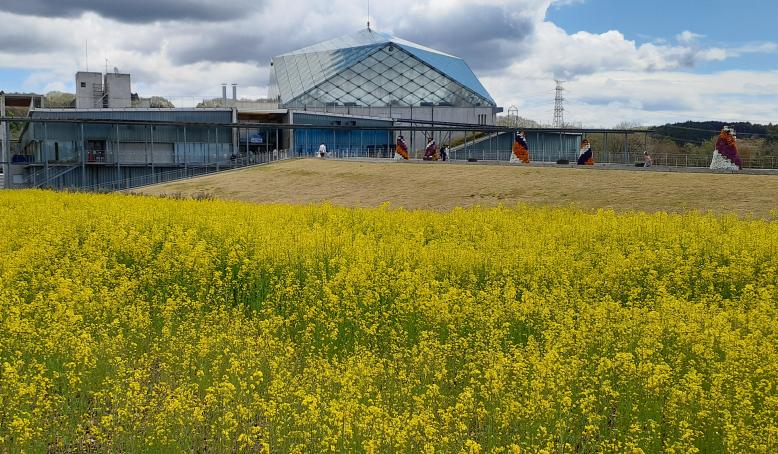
[
  {"x1": 727, "y1": 41, "x2": 778, "y2": 56},
  {"x1": 487, "y1": 70, "x2": 778, "y2": 127},
  {"x1": 677, "y1": 30, "x2": 704, "y2": 44},
  {"x1": 0, "y1": 1, "x2": 776, "y2": 126}
]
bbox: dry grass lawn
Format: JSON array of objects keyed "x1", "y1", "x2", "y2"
[{"x1": 137, "y1": 159, "x2": 778, "y2": 217}]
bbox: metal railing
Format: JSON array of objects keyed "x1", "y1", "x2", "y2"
[
  {"x1": 316, "y1": 147, "x2": 778, "y2": 170},
  {"x1": 76, "y1": 149, "x2": 291, "y2": 192},
  {"x1": 28, "y1": 165, "x2": 80, "y2": 188},
  {"x1": 298, "y1": 147, "x2": 394, "y2": 160},
  {"x1": 593, "y1": 152, "x2": 778, "y2": 169}
]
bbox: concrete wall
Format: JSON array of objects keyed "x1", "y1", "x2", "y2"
[
  {"x1": 104, "y1": 73, "x2": 132, "y2": 108},
  {"x1": 76, "y1": 72, "x2": 104, "y2": 109},
  {"x1": 75, "y1": 72, "x2": 132, "y2": 109}
]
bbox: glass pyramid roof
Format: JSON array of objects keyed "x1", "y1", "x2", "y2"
[{"x1": 271, "y1": 29, "x2": 496, "y2": 107}]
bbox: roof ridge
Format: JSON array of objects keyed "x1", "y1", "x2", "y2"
[{"x1": 279, "y1": 28, "x2": 457, "y2": 59}]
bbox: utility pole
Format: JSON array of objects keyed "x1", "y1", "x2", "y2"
[{"x1": 553, "y1": 80, "x2": 565, "y2": 128}]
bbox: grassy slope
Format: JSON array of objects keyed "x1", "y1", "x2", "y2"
[{"x1": 138, "y1": 159, "x2": 778, "y2": 218}]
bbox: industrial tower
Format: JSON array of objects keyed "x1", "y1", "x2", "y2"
[{"x1": 553, "y1": 80, "x2": 565, "y2": 128}]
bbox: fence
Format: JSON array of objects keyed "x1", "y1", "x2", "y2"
[
  {"x1": 5, "y1": 115, "x2": 777, "y2": 193},
  {"x1": 314, "y1": 146, "x2": 778, "y2": 170},
  {"x1": 297, "y1": 146, "x2": 394, "y2": 160},
  {"x1": 76, "y1": 149, "x2": 291, "y2": 192},
  {"x1": 591, "y1": 152, "x2": 778, "y2": 169}
]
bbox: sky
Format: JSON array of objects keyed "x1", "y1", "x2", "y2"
[{"x1": 0, "y1": 0, "x2": 776, "y2": 127}]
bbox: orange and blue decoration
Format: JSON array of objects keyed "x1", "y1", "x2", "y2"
[
  {"x1": 396, "y1": 136, "x2": 409, "y2": 160},
  {"x1": 716, "y1": 129, "x2": 742, "y2": 169},
  {"x1": 577, "y1": 139, "x2": 594, "y2": 165},
  {"x1": 512, "y1": 131, "x2": 530, "y2": 163}
]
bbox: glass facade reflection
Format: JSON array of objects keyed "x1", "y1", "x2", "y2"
[{"x1": 270, "y1": 29, "x2": 496, "y2": 108}]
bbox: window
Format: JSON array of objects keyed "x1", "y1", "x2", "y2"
[
  {"x1": 80, "y1": 82, "x2": 86, "y2": 88},
  {"x1": 86, "y1": 140, "x2": 107, "y2": 163}
]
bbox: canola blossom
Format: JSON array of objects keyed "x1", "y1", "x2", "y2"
[{"x1": 0, "y1": 190, "x2": 776, "y2": 452}]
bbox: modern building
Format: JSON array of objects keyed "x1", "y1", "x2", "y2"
[
  {"x1": 270, "y1": 28, "x2": 500, "y2": 122},
  {"x1": 1, "y1": 91, "x2": 46, "y2": 188},
  {"x1": 271, "y1": 29, "x2": 496, "y2": 107},
  {"x1": 265, "y1": 28, "x2": 509, "y2": 155},
  {"x1": 3, "y1": 30, "x2": 583, "y2": 190},
  {"x1": 11, "y1": 108, "x2": 236, "y2": 189}
]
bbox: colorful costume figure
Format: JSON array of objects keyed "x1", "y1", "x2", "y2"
[
  {"x1": 577, "y1": 139, "x2": 594, "y2": 165},
  {"x1": 511, "y1": 131, "x2": 530, "y2": 164},
  {"x1": 710, "y1": 127, "x2": 742, "y2": 170},
  {"x1": 423, "y1": 138, "x2": 438, "y2": 161},
  {"x1": 395, "y1": 136, "x2": 409, "y2": 160}
]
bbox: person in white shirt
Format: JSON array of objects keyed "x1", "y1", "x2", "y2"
[
  {"x1": 318, "y1": 143, "x2": 327, "y2": 158},
  {"x1": 643, "y1": 151, "x2": 653, "y2": 168}
]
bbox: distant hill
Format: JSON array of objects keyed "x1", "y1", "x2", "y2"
[{"x1": 654, "y1": 121, "x2": 778, "y2": 144}]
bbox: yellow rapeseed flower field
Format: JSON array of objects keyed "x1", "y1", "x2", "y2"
[{"x1": 0, "y1": 190, "x2": 776, "y2": 453}]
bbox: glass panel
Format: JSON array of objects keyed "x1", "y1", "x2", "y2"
[
  {"x1": 273, "y1": 28, "x2": 496, "y2": 106},
  {"x1": 284, "y1": 44, "x2": 495, "y2": 107}
]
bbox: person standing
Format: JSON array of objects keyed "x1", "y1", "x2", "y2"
[
  {"x1": 643, "y1": 151, "x2": 653, "y2": 167},
  {"x1": 318, "y1": 142, "x2": 327, "y2": 158},
  {"x1": 440, "y1": 144, "x2": 449, "y2": 162}
]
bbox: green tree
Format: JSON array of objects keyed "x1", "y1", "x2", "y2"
[
  {"x1": 496, "y1": 115, "x2": 541, "y2": 128},
  {"x1": 148, "y1": 96, "x2": 175, "y2": 108},
  {"x1": 45, "y1": 91, "x2": 75, "y2": 108}
]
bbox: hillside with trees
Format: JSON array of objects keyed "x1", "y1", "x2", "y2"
[
  {"x1": 646, "y1": 121, "x2": 778, "y2": 167},
  {"x1": 44, "y1": 91, "x2": 76, "y2": 108},
  {"x1": 654, "y1": 121, "x2": 778, "y2": 144}
]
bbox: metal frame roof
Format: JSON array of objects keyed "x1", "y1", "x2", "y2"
[{"x1": 271, "y1": 29, "x2": 496, "y2": 107}]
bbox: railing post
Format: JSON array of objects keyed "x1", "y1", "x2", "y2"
[
  {"x1": 1, "y1": 117, "x2": 9, "y2": 189},
  {"x1": 489, "y1": 132, "x2": 493, "y2": 161},
  {"x1": 604, "y1": 132, "x2": 609, "y2": 164},
  {"x1": 623, "y1": 132, "x2": 628, "y2": 165},
  {"x1": 150, "y1": 124, "x2": 155, "y2": 183},
  {"x1": 115, "y1": 123, "x2": 121, "y2": 185},
  {"x1": 183, "y1": 126, "x2": 188, "y2": 171},
  {"x1": 43, "y1": 122, "x2": 49, "y2": 188}
]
